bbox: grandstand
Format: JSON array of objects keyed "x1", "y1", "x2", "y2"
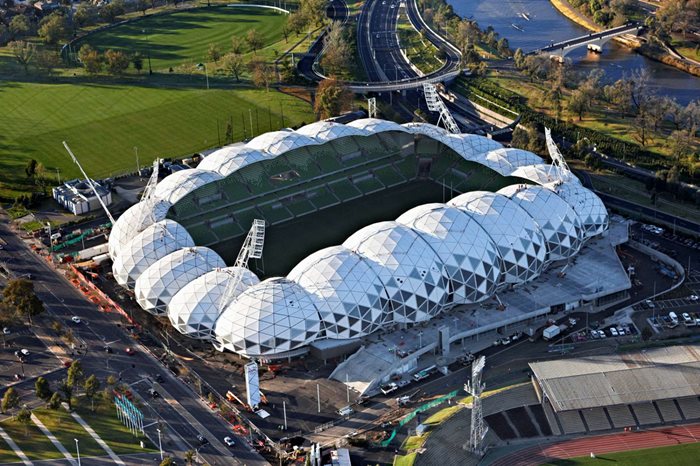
[
  {"x1": 166, "y1": 131, "x2": 524, "y2": 274},
  {"x1": 530, "y1": 344, "x2": 700, "y2": 435}
]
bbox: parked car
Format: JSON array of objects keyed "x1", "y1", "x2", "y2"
[
  {"x1": 20, "y1": 349, "x2": 30, "y2": 356},
  {"x1": 71, "y1": 316, "x2": 81, "y2": 324},
  {"x1": 682, "y1": 313, "x2": 693, "y2": 324},
  {"x1": 223, "y1": 436, "x2": 235, "y2": 447},
  {"x1": 610, "y1": 327, "x2": 619, "y2": 337},
  {"x1": 2, "y1": 327, "x2": 10, "y2": 335}
]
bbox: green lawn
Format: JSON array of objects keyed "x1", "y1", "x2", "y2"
[
  {"x1": 543, "y1": 442, "x2": 700, "y2": 466},
  {"x1": 0, "y1": 82, "x2": 314, "y2": 199},
  {"x1": 33, "y1": 407, "x2": 114, "y2": 458},
  {"x1": 76, "y1": 6, "x2": 288, "y2": 71},
  {"x1": 75, "y1": 398, "x2": 154, "y2": 454},
  {"x1": 0, "y1": 418, "x2": 62, "y2": 462},
  {"x1": 396, "y1": 8, "x2": 443, "y2": 75}
]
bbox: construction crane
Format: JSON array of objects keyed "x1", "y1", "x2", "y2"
[
  {"x1": 220, "y1": 219, "x2": 266, "y2": 310},
  {"x1": 63, "y1": 141, "x2": 116, "y2": 224},
  {"x1": 422, "y1": 83, "x2": 461, "y2": 134},
  {"x1": 544, "y1": 127, "x2": 572, "y2": 183}
]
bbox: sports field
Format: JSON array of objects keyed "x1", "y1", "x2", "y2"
[
  {"x1": 544, "y1": 442, "x2": 700, "y2": 466},
  {"x1": 0, "y1": 82, "x2": 314, "y2": 200},
  {"x1": 76, "y1": 6, "x2": 288, "y2": 70}
]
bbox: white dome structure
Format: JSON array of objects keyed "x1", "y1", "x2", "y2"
[
  {"x1": 288, "y1": 246, "x2": 390, "y2": 339},
  {"x1": 153, "y1": 169, "x2": 223, "y2": 204},
  {"x1": 197, "y1": 146, "x2": 267, "y2": 177},
  {"x1": 499, "y1": 185, "x2": 584, "y2": 261},
  {"x1": 347, "y1": 118, "x2": 408, "y2": 134},
  {"x1": 134, "y1": 247, "x2": 226, "y2": 315},
  {"x1": 480, "y1": 148, "x2": 544, "y2": 176},
  {"x1": 449, "y1": 192, "x2": 547, "y2": 285},
  {"x1": 112, "y1": 220, "x2": 195, "y2": 288},
  {"x1": 438, "y1": 133, "x2": 503, "y2": 161},
  {"x1": 296, "y1": 121, "x2": 370, "y2": 142},
  {"x1": 401, "y1": 122, "x2": 451, "y2": 139},
  {"x1": 246, "y1": 130, "x2": 320, "y2": 156},
  {"x1": 397, "y1": 204, "x2": 502, "y2": 304},
  {"x1": 213, "y1": 278, "x2": 322, "y2": 357},
  {"x1": 343, "y1": 221, "x2": 450, "y2": 323},
  {"x1": 550, "y1": 181, "x2": 608, "y2": 239},
  {"x1": 108, "y1": 198, "x2": 171, "y2": 259},
  {"x1": 167, "y1": 267, "x2": 260, "y2": 340}
]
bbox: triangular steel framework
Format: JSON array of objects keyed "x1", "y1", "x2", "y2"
[{"x1": 423, "y1": 83, "x2": 460, "y2": 134}]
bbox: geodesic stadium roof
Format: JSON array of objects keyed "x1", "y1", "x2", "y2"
[
  {"x1": 343, "y1": 221, "x2": 450, "y2": 323},
  {"x1": 397, "y1": 204, "x2": 502, "y2": 304},
  {"x1": 153, "y1": 169, "x2": 223, "y2": 204},
  {"x1": 134, "y1": 247, "x2": 226, "y2": 315},
  {"x1": 480, "y1": 148, "x2": 545, "y2": 176},
  {"x1": 347, "y1": 118, "x2": 408, "y2": 133},
  {"x1": 108, "y1": 198, "x2": 171, "y2": 259},
  {"x1": 213, "y1": 278, "x2": 322, "y2": 357},
  {"x1": 167, "y1": 266, "x2": 259, "y2": 340},
  {"x1": 510, "y1": 164, "x2": 572, "y2": 185},
  {"x1": 197, "y1": 146, "x2": 267, "y2": 177},
  {"x1": 288, "y1": 246, "x2": 390, "y2": 339},
  {"x1": 112, "y1": 219, "x2": 195, "y2": 288},
  {"x1": 448, "y1": 191, "x2": 547, "y2": 285},
  {"x1": 246, "y1": 130, "x2": 320, "y2": 156},
  {"x1": 401, "y1": 122, "x2": 451, "y2": 139},
  {"x1": 296, "y1": 121, "x2": 371, "y2": 142},
  {"x1": 550, "y1": 181, "x2": 608, "y2": 239},
  {"x1": 438, "y1": 133, "x2": 504, "y2": 161}
]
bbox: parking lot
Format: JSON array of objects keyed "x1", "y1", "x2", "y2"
[{"x1": 0, "y1": 328, "x2": 60, "y2": 384}]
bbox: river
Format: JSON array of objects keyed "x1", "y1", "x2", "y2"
[{"x1": 449, "y1": 0, "x2": 699, "y2": 105}]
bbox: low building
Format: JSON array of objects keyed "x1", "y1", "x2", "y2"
[{"x1": 52, "y1": 179, "x2": 112, "y2": 215}]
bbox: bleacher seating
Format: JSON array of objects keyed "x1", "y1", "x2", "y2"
[
  {"x1": 315, "y1": 152, "x2": 344, "y2": 172},
  {"x1": 359, "y1": 137, "x2": 387, "y2": 157},
  {"x1": 186, "y1": 222, "x2": 219, "y2": 246},
  {"x1": 581, "y1": 408, "x2": 611, "y2": 431},
  {"x1": 233, "y1": 208, "x2": 261, "y2": 233},
  {"x1": 329, "y1": 179, "x2": 362, "y2": 201},
  {"x1": 557, "y1": 410, "x2": 586, "y2": 434},
  {"x1": 257, "y1": 203, "x2": 294, "y2": 225},
  {"x1": 631, "y1": 403, "x2": 661, "y2": 425},
  {"x1": 353, "y1": 176, "x2": 384, "y2": 195},
  {"x1": 393, "y1": 157, "x2": 417, "y2": 180},
  {"x1": 427, "y1": 155, "x2": 456, "y2": 180},
  {"x1": 330, "y1": 137, "x2": 361, "y2": 156},
  {"x1": 284, "y1": 151, "x2": 322, "y2": 177},
  {"x1": 286, "y1": 199, "x2": 316, "y2": 217},
  {"x1": 308, "y1": 187, "x2": 339, "y2": 210},
  {"x1": 374, "y1": 165, "x2": 406, "y2": 188},
  {"x1": 655, "y1": 399, "x2": 682, "y2": 422},
  {"x1": 484, "y1": 384, "x2": 539, "y2": 416},
  {"x1": 606, "y1": 405, "x2": 636, "y2": 428},
  {"x1": 677, "y1": 397, "x2": 700, "y2": 419},
  {"x1": 542, "y1": 402, "x2": 562, "y2": 436}
]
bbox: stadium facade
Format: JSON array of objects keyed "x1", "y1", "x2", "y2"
[{"x1": 108, "y1": 119, "x2": 608, "y2": 359}]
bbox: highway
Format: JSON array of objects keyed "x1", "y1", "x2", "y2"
[{"x1": 0, "y1": 213, "x2": 269, "y2": 466}]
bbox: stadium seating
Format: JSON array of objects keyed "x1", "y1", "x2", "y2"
[
  {"x1": 631, "y1": 402, "x2": 661, "y2": 425},
  {"x1": 315, "y1": 152, "x2": 344, "y2": 172},
  {"x1": 374, "y1": 165, "x2": 407, "y2": 188},
  {"x1": 329, "y1": 179, "x2": 363, "y2": 201},
  {"x1": 605, "y1": 404, "x2": 636, "y2": 428},
  {"x1": 542, "y1": 401, "x2": 562, "y2": 435},
  {"x1": 257, "y1": 203, "x2": 294, "y2": 225},
  {"x1": 557, "y1": 410, "x2": 586, "y2": 434},
  {"x1": 677, "y1": 397, "x2": 700, "y2": 419},
  {"x1": 186, "y1": 222, "x2": 219, "y2": 246},
  {"x1": 484, "y1": 384, "x2": 539, "y2": 416},
  {"x1": 392, "y1": 156, "x2": 418, "y2": 180},
  {"x1": 308, "y1": 187, "x2": 340, "y2": 210},
  {"x1": 655, "y1": 399, "x2": 682, "y2": 422},
  {"x1": 286, "y1": 199, "x2": 317, "y2": 218},
  {"x1": 330, "y1": 137, "x2": 361, "y2": 157},
  {"x1": 352, "y1": 174, "x2": 385, "y2": 195},
  {"x1": 581, "y1": 408, "x2": 611, "y2": 431},
  {"x1": 284, "y1": 151, "x2": 322, "y2": 177}
]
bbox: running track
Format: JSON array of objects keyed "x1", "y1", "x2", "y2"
[{"x1": 490, "y1": 423, "x2": 700, "y2": 466}]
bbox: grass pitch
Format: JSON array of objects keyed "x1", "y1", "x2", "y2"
[
  {"x1": 76, "y1": 6, "x2": 289, "y2": 70},
  {"x1": 543, "y1": 442, "x2": 700, "y2": 466}
]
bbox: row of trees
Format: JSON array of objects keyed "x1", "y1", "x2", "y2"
[{"x1": 568, "y1": 0, "x2": 637, "y2": 28}]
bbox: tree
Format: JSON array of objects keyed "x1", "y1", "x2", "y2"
[
  {"x1": 137, "y1": 0, "x2": 149, "y2": 15},
  {"x1": 47, "y1": 392, "x2": 62, "y2": 410},
  {"x1": 35, "y1": 377, "x2": 52, "y2": 401},
  {"x1": 36, "y1": 50, "x2": 61, "y2": 76},
  {"x1": 2, "y1": 278, "x2": 44, "y2": 325},
  {"x1": 231, "y1": 35, "x2": 245, "y2": 54},
  {"x1": 246, "y1": 29, "x2": 263, "y2": 54},
  {"x1": 496, "y1": 37, "x2": 510, "y2": 56},
  {"x1": 184, "y1": 450, "x2": 195, "y2": 466},
  {"x1": 641, "y1": 325, "x2": 653, "y2": 341},
  {"x1": 84, "y1": 375, "x2": 100, "y2": 412},
  {"x1": 300, "y1": 0, "x2": 327, "y2": 26},
  {"x1": 513, "y1": 48, "x2": 525, "y2": 69},
  {"x1": 287, "y1": 10, "x2": 306, "y2": 35},
  {"x1": 75, "y1": 4, "x2": 98, "y2": 28},
  {"x1": 314, "y1": 78, "x2": 353, "y2": 119},
  {"x1": 160, "y1": 457, "x2": 175, "y2": 466},
  {"x1": 320, "y1": 21, "x2": 351, "y2": 76},
  {"x1": 568, "y1": 88, "x2": 591, "y2": 120},
  {"x1": 207, "y1": 43, "x2": 222, "y2": 63},
  {"x1": 38, "y1": 13, "x2": 68, "y2": 45},
  {"x1": 106, "y1": 374, "x2": 117, "y2": 387},
  {"x1": 132, "y1": 53, "x2": 144, "y2": 74},
  {"x1": 99, "y1": 0, "x2": 126, "y2": 23},
  {"x1": 25, "y1": 159, "x2": 38, "y2": 178},
  {"x1": 249, "y1": 58, "x2": 274, "y2": 91},
  {"x1": 78, "y1": 45, "x2": 102, "y2": 74},
  {"x1": 67, "y1": 361, "x2": 84, "y2": 389},
  {"x1": 59, "y1": 379, "x2": 74, "y2": 410},
  {"x1": 8, "y1": 41, "x2": 35, "y2": 75},
  {"x1": 222, "y1": 52, "x2": 244, "y2": 82},
  {"x1": 15, "y1": 406, "x2": 32, "y2": 437},
  {"x1": 104, "y1": 49, "x2": 129, "y2": 74},
  {"x1": 1, "y1": 387, "x2": 20, "y2": 414},
  {"x1": 9, "y1": 15, "x2": 30, "y2": 40}
]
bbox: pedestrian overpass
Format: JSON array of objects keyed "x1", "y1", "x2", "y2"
[{"x1": 532, "y1": 22, "x2": 644, "y2": 59}]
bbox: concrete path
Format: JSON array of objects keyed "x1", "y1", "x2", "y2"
[
  {"x1": 69, "y1": 411, "x2": 125, "y2": 466},
  {"x1": 0, "y1": 425, "x2": 34, "y2": 466},
  {"x1": 30, "y1": 413, "x2": 76, "y2": 466}
]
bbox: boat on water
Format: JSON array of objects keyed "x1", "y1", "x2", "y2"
[
  {"x1": 511, "y1": 23, "x2": 524, "y2": 31},
  {"x1": 520, "y1": 12, "x2": 531, "y2": 21}
]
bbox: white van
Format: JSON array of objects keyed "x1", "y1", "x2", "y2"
[{"x1": 337, "y1": 406, "x2": 354, "y2": 416}]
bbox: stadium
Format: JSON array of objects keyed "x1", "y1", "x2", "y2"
[{"x1": 107, "y1": 118, "x2": 610, "y2": 360}]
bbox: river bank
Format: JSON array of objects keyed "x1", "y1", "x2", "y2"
[{"x1": 549, "y1": 0, "x2": 700, "y2": 77}]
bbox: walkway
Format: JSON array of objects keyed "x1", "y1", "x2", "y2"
[
  {"x1": 68, "y1": 410, "x2": 125, "y2": 466},
  {"x1": 30, "y1": 414, "x2": 76, "y2": 465},
  {"x1": 0, "y1": 425, "x2": 34, "y2": 466},
  {"x1": 489, "y1": 422, "x2": 700, "y2": 466}
]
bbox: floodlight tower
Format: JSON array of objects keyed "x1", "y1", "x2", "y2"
[
  {"x1": 367, "y1": 97, "x2": 377, "y2": 119},
  {"x1": 544, "y1": 127, "x2": 572, "y2": 183},
  {"x1": 422, "y1": 83, "x2": 460, "y2": 134},
  {"x1": 464, "y1": 355, "x2": 487, "y2": 456},
  {"x1": 63, "y1": 142, "x2": 116, "y2": 224},
  {"x1": 140, "y1": 158, "x2": 161, "y2": 202},
  {"x1": 222, "y1": 219, "x2": 265, "y2": 308}
]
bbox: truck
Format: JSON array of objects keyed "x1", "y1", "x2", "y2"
[{"x1": 543, "y1": 324, "x2": 568, "y2": 341}]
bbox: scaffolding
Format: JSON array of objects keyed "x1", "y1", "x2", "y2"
[{"x1": 464, "y1": 355, "x2": 487, "y2": 455}]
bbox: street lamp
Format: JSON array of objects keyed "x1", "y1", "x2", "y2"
[
  {"x1": 418, "y1": 331, "x2": 423, "y2": 348},
  {"x1": 46, "y1": 222, "x2": 52, "y2": 253},
  {"x1": 74, "y1": 439, "x2": 80, "y2": 466},
  {"x1": 142, "y1": 29, "x2": 152, "y2": 75},
  {"x1": 196, "y1": 63, "x2": 209, "y2": 90},
  {"x1": 157, "y1": 428, "x2": 163, "y2": 460}
]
